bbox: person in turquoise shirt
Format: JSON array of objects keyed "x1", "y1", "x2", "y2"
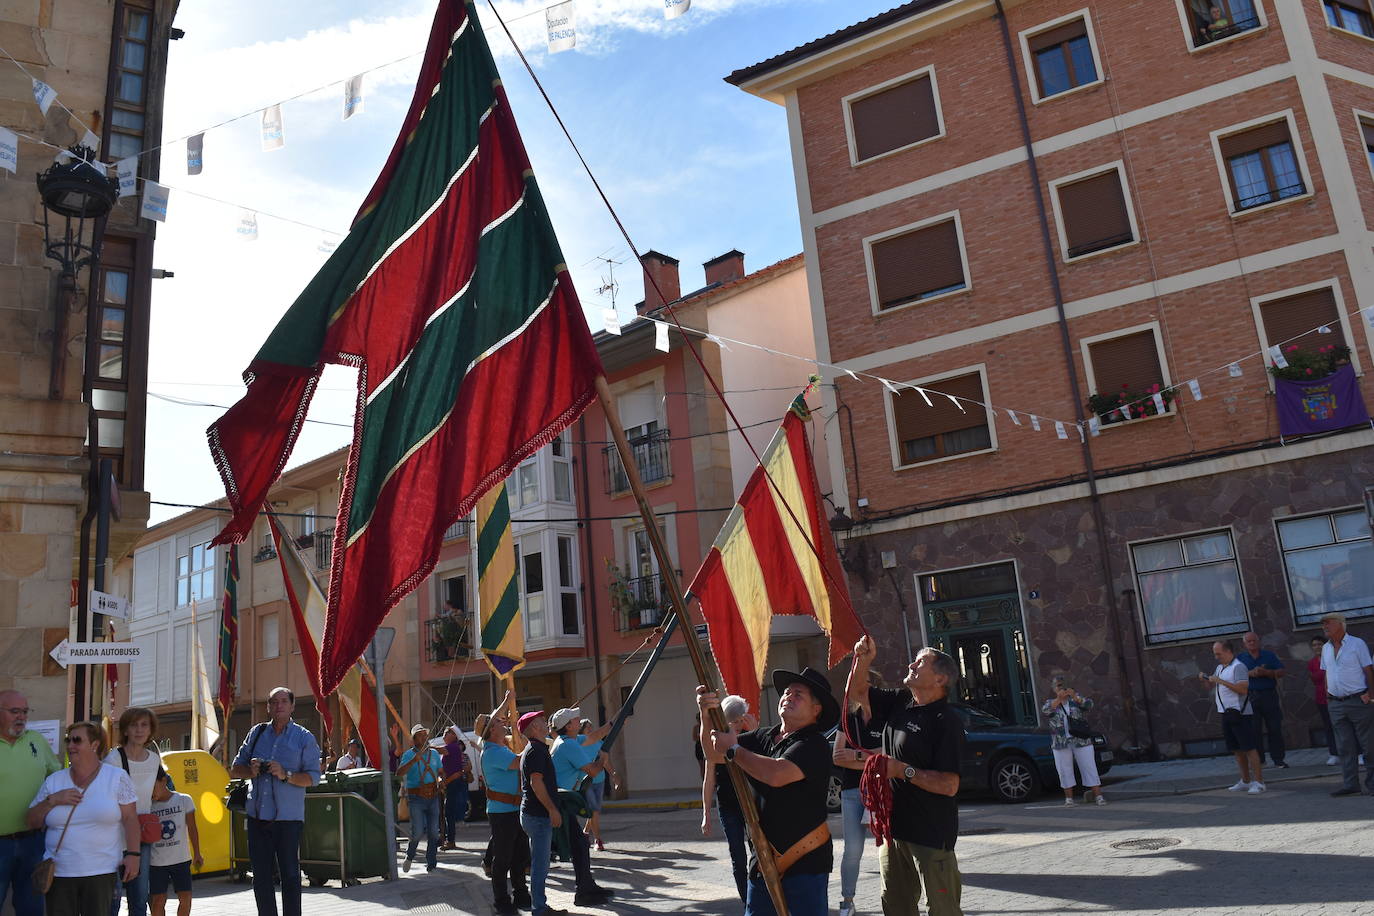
[
  {"x1": 577, "y1": 719, "x2": 615, "y2": 852},
  {"x1": 396, "y1": 725, "x2": 443, "y2": 874},
  {"x1": 0, "y1": 690, "x2": 60, "y2": 916},
  {"x1": 547, "y1": 708, "x2": 614, "y2": 907},
  {"x1": 476, "y1": 710, "x2": 527, "y2": 916}
]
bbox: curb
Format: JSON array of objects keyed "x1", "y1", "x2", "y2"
[
  {"x1": 1104, "y1": 769, "x2": 1335, "y2": 799},
  {"x1": 603, "y1": 799, "x2": 702, "y2": 811}
]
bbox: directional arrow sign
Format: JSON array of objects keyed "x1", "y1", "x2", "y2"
[{"x1": 48, "y1": 640, "x2": 142, "y2": 669}]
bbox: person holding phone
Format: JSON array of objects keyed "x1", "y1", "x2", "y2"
[
  {"x1": 1201, "y1": 640, "x2": 1264, "y2": 794},
  {"x1": 26, "y1": 721, "x2": 140, "y2": 915},
  {"x1": 1041, "y1": 678, "x2": 1105, "y2": 807}
]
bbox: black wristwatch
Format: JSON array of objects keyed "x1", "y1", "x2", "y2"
[
  {"x1": 724, "y1": 745, "x2": 738, "y2": 763},
  {"x1": 123, "y1": 850, "x2": 138, "y2": 857},
  {"x1": 903, "y1": 765, "x2": 916, "y2": 782}
]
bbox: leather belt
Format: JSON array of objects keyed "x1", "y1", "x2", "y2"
[
  {"x1": 0, "y1": 830, "x2": 37, "y2": 841},
  {"x1": 1329, "y1": 693, "x2": 1364, "y2": 701},
  {"x1": 486, "y1": 788, "x2": 521, "y2": 806},
  {"x1": 772, "y1": 822, "x2": 830, "y2": 875}
]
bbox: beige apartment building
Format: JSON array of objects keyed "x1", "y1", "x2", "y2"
[{"x1": 1, "y1": 0, "x2": 178, "y2": 720}]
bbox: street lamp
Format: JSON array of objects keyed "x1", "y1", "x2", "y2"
[
  {"x1": 36, "y1": 144, "x2": 119, "y2": 399},
  {"x1": 37, "y1": 144, "x2": 119, "y2": 723}
]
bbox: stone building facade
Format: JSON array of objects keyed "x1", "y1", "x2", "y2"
[
  {"x1": 1, "y1": 0, "x2": 177, "y2": 718},
  {"x1": 729, "y1": 0, "x2": 1374, "y2": 756}
]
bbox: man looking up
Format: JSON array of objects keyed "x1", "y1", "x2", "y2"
[
  {"x1": 848, "y1": 637, "x2": 965, "y2": 916},
  {"x1": 548, "y1": 707, "x2": 613, "y2": 907},
  {"x1": 0, "y1": 690, "x2": 60, "y2": 916},
  {"x1": 697, "y1": 667, "x2": 837, "y2": 916}
]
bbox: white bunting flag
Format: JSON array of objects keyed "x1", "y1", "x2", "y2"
[
  {"x1": 139, "y1": 181, "x2": 169, "y2": 222},
  {"x1": 913, "y1": 386, "x2": 932, "y2": 407},
  {"x1": 1268, "y1": 345, "x2": 1288, "y2": 369},
  {"x1": 1151, "y1": 392, "x2": 1167, "y2": 415},
  {"x1": 236, "y1": 209, "x2": 259, "y2": 241},
  {"x1": 602, "y1": 308, "x2": 621, "y2": 336},
  {"x1": 946, "y1": 393, "x2": 965, "y2": 413},
  {"x1": 1317, "y1": 325, "x2": 1332, "y2": 334},
  {"x1": 880, "y1": 378, "x2": 901, "y2": 395},
  {"x1": 1112, "y1": 407, "x2": 1127, "y2": 422},
  {"x1": 1228, "y1": 362, "x2": 1243, "y2": 378},
  {"x1": 1188, "y1": 379, "x2": 1203, "y2": 401},
  {"x1": 81, "y1": 128, "x2": 100, "y2": 153},
  {"x1": 0, "y1": 127, "x2": 16, "y2": 174},
  {"x1": 707, "y1": 333, "x2": 731, "y2": 352},
  {"x1": 1030, "y1": 414, "x2": 1041, "y2": 432},
  {"x1": 843, "y1": 368, "x2": 859, "y2": 381},
  {"x1": 664, "y1": 0, "x2": 690, "y2": 18},
  {"x1": 546, "y1": 1, "x2": 576, "y2": 53},
  {"x1": 1077, "y1": 425, "x2": 1085, "y2": 443},
  {"x1": 654, "y1": 321, "x2": 669, "y2": 352},
  {"x1": 343, "y1": 74, "x2": 364, "y2": 121},
  {"x1": 1054, "y1": 420, "x2": 1068, "y2": 440},
  {"x1": 186, "y1": 133, "x2": 203, "y2": 175},
  {"x1": 261, "y1": 104, "x2": 285, "y2": 151},
  {"x1": 1088, "y1": 416, "x2": 1101, "y2": 437},
  {"x1": 32, "y1": 79, "x2": 56, "y2": 116},
  {"x1": 1007, "y1": 409, "x2": 1021, "y2": 426},
  {"x1": 116, "y1": 157, "x2": 137, "y2": 197}
]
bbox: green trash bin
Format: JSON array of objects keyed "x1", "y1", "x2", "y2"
[
  {"x1": 301, "y1": 768, "x2": 390, "y2": 887},
  {"x1": 225, "y1": 780, "x2": 251, "y2": 883}
]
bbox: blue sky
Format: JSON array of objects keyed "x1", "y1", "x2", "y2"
[{"x1": 145, "y1": 0, "x2": 901, "y2": 523}]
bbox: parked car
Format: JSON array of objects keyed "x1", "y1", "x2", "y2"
[{"x1": 824, "y1": 702, "x2": 1113, "y2": 810}]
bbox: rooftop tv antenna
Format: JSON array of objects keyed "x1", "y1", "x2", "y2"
[{"x1": 596, "y1": 255, "x2": 622, "y2": 310}]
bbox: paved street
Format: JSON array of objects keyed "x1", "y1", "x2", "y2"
[{"x1": 185, "y1": 750, "x2": 1374, "y2": 915}]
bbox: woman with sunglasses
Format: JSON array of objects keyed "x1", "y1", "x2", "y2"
[{"x1": 26, "y1": 722, "x2": 140, "y2": 915}]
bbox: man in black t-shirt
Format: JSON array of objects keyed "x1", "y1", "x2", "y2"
[
  {"x1": 698, "y1": 667, "x2": 838, "y2": 916},
  {"x1": 848, "y1": 636, "x2": 965, "y2": 916}
]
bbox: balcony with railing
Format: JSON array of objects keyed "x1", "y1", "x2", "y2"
[
  {"x1": 313, "y1": 527, "x2": 334, "y2": 569},
  {"x1": 603, "y1": 429, "x2": 671, "y2": 494},
  {"x1": 443, "y1": 519, "x2": 471, "y2": 541},
  {"x1": 426, "y1": 614, "x2": 475, "y2": 663},
  {"x1": 610, "y1": 571, "x2": 679, "y2": 633}
]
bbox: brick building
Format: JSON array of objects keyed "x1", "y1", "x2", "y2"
[
  {"x1": 729, "y1": 0, "x2": 1374, "y2": 758},
  {"x1": 1, "y1": 0, "x2": 177, "y2": 720}
]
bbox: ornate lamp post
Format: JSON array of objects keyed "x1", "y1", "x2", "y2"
[{"x1": 36, "y1": 144, "x2": 120, "y2": 721}]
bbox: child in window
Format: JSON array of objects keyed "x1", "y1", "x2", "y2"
[{"x1": 148, "y1": 768, "x2": 203, "y2": 916}]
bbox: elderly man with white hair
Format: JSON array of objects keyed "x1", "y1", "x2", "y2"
[
  {"x1": 700, "y1": 694, "x2": 758, "y2": 904},
  {"x1": 0, "y1": 690, "x2": 60, "y2": 916},
  {"x1": 1320, "y1": 613, "x2": 1374, "y2": 796}
]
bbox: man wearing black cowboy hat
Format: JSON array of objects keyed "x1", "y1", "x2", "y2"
[
  {"x1": 697, "y1": 667, "x2": 837, "y2": 916},
  {"x1": 847, "y1": 636, "x2": 965, "y2": 916}
]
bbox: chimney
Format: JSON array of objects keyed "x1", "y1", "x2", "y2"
[
  {"x1": 640, "y1": 250, "x2": 680, "y2": 313},
  {"x1": 703, "y1": 249, "x2": 745, "y2": 287}
]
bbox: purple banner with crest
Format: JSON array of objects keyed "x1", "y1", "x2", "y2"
[{"x1": 1275, "y1": 363, "x2": 1370, "y2": 436}]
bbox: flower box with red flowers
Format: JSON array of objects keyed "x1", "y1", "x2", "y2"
[
  {"x1": 1268, "y1": 343, "x2": 1351, "y2": 382},
  {"x1": 1087, "y1": 383, "x2": 1176, "y2": 425}
]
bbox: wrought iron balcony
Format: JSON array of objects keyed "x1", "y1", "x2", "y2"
[
  {"x1": 314, "y1": 527, "x2": 335, "y2": 569},
  {"x1": 612, "y1": 572, "x2": 677, "y2": 633},
  {"x1": 426, "y1": 614, "x2": 474, "y2": 663},
  {"x1": 443, "y1": 519, "x2": 471, "y2": 541},
  {"x1": 603, "y1": 429, "x2": 671, "y2": 494}
]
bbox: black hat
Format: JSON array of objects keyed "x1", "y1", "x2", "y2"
[{"x1": 771, "y1": 667, "x2": 839, "y2": 732}]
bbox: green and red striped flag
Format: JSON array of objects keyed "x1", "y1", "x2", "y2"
[
  {"x1": 207, "y1": 0, "x2": 603, "y2": 694},
  {"x1": 216, "y1": 545, "x2": 238, "y2": 716}
]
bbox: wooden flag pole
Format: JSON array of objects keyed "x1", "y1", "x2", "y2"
[
  {"x1": 593, "y1": 375, "x2": 790, "y2": 916},
  {"x1": 503, "y1": 675, "x2": 527, "y2": 753}
]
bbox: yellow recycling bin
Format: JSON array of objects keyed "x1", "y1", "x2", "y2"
[{"x1": 162, "y1": 750, "x2": 231, "y2": 876}]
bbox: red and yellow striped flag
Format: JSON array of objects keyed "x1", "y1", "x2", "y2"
[{"x1": 688, "y1": 392, "x2": 861, "y2": 713}]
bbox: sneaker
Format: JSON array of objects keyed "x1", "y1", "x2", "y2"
[
  {"x1": 1247, "y1": 782, "x2": 1266, "y2": 794},
  {"x1": 1227, "y1": 781, "x2": 1251, "y2": 792},
  {"x1": 1095, "y1": 795, "x2": 1107, "y2": 806},
  {"x1": 1063, "y1": 797, "x2": 1076, "y2": 807},
  {"x1": 839, "y1": 900, "x2": 854, "y2": 916},
  {"x1": 426, "y1": 864, "x2": 436, "y2": 874},
  {"x1": 1327, "y1": 755, "x2": 1340, "y2": 765},
  {"x1": 402, "y1": 857, "x2": 413, "y2": 873},
  {"x1": 595, "y1": 839, "x2": 605, "y2": 852},
  {"x1": 1275, "y1": 761, "x2": 1290, "y2": 769}
]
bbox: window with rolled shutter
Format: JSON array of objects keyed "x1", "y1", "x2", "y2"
[
  {"x1": 1088, "y1": 331, "x2": 1165, "y2": 397},
  {"x1": 1361, "y1": 118, "x2": 1374, "y2": 173},
  {"x1": 1324, "y1": 0, "x2": 1373, "y2": 36},
  {"x1": 1217, "y1": 120, "x2": 1305, "y2": 210},
  {"x1": 871, "y1": 219, "x2": 966, "y2": 311},
  {"x1": 891, "y1": 372, "x2": 991, "y2": 465},
  {"x1": 1259, "y1": 288, "x2": 1345, "y2": 353},
  {"x1": 1028, "y1": 19, "x2": 1098, "y2": 99},
  {"x1": 1057, "y1": 169, "x2": 1134, "y2": 258},
  {"x1": 850, "y1": 74, "x2": 941, "y2": 162}
]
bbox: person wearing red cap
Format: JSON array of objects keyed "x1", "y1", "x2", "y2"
[
  {"x1": 516, "y1": 712, "x2": 564, "y2": 916},
  {"x1": 698, "y1": 667, "x2": 837, "y2": 916}
]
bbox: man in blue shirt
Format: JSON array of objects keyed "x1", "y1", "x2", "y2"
[
  {"x1": 230, "y1": 687, "x2": 322, "y2": 916},
  {"x1": 1238, "y1": 631, "x2": 1288, "y2": 768},
  {"x1": 549, "y1": 707, "x2": 614, "y2": 908},
  {"x1": 396, "y1": 724, "x2": 444, "y2": 874},
  {"x1": 477, "y1": 710, "x2": 529, "y2": 916}
]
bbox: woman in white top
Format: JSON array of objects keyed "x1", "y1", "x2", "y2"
[
  {"x1": 105, "y1": 707, "x2": 163, "y2": 916},
  {"x1": 27, "y1": 721, "x2": 139, "y2": 915}
]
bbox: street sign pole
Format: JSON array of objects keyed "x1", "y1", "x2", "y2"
[{"x1": 366, "y1": 628, "x2": 397, "y2": 881}]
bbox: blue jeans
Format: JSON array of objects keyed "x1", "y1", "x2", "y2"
[
  {"x1": 746, "y1": 871, "x2": 828, "y2": 916},
  {"x1": 443, "y1": 784, "x2": 469, "y2": 842},
  {"x1": 247, "y1": 817, "x2": 303, "y2": 916},
  {"x1": 718, "y1": 805, "x2": 748, "y2": 903},
  {"x1": 520, "y1": 812, "x2": 553, "y2": 914},
  {"x1": 110, "y1": 842, "x2": 151, "y2": 915},
  {"x1": 406, "y1": 793, "x2": 440, "y2": 868},
  {"x1": 840, "y1": 787, "x2": 866, "y2": 900},
  {"x1": 1, "y1": 829, "x2": 45, "y2": 916}
]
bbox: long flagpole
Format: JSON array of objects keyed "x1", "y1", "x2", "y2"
[{"x1": 593, "y1": 375, "x2": 789, "y2": 916}]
